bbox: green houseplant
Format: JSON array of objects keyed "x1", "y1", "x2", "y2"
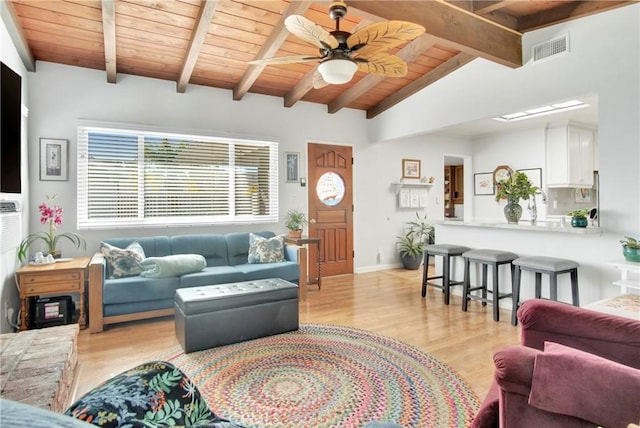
[
  {"x1": 17, "y1": 195, "x2": 86, "y2": 263},
  {"x1": 396, "y1": 212, "x2": 434, "y2": 270},
  {"x1": 620, "y1": 236, "x2": 640, "y2": 262},
  {"x1": 495, "y1": 172, "x2": 538, "y2": 224},
  {"x1": 567, "y1": 208, "x2": 590, "y2": 228},
  {"x1": 284, "y1": 208, "x2": 307, "y2": 238}
]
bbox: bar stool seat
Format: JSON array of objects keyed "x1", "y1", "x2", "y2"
[
  {"x1": 512, "y1": 256, "x2": 580, "y2": 325},
  {"x1": 422, "y1": 244, "x2": 471, "y2": 304},
  {"x1": 462, "y1": 249, "x2": 519, "y2": 322}
]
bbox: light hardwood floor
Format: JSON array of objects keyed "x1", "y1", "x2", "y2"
[{"x1": 76, "y1": 267, "x2": 521, "y2": 402}]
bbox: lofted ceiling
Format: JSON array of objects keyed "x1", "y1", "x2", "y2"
[{"x1": 4, "y1": 0, "x2": 636, "y2": 119}]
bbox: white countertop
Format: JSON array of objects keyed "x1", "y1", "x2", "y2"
[{"x1": 440, "y1": 219, "x2": 602, "y2": 234}]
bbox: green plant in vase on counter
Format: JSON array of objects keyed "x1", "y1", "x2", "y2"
[
  {"x1": 620, "y1": 236, "x2": 640, "y2": 263},
  {"x1": 495, "y1": 172, "x2": 538, "y2": 224},
  {"x1": 567, "y1": 209, "x2": 590, "y2": 228}
]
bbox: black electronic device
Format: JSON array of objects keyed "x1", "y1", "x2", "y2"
[
  {"x1": 1, "y1": 62, "x2": 23, "y2": 194},
  {"x1": 29, "y1": 296, "x2": 75, "y2": 329}
]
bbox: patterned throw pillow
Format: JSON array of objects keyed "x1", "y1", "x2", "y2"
[
  {"x1": 248, "y1": 233, "x2": 285, "y2": 264},
  {"x1": 101, "y1": 241, "x2": 146, "y2": 279}
]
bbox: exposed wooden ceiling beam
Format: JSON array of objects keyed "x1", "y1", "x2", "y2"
[
  {"x1": 101, "y1": 0, "x2": 116, "y2": 84},
  {"x1": 367, "y1": 52, "x2": 475, "y2": 119},
  {"x1": 328, "y1": 34, "x2": 437, "y2": 114},
  {"x1": 233, "y1": 1, "x2": 313, "y2": 101},
  {"x1": 1, "y1": 0, "x2": 35, "y2": 71},
  {"x1": 177, "y1": 0, "x2": 218, "y2": 93},
  {"x1": 518, "y1": 1, "x2": 635, "y2": 32},
  {"x1": 472, "y1": 1, "x2": 514, "y2": 15},
  {"x1": 349, "y1": 0, "x2": 522, "y2": 68}
]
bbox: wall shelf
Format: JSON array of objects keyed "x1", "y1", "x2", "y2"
[{"x1": 392, "y1": 182, "x2": 432, "y2": 194}]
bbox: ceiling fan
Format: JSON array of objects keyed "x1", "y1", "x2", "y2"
[{"x1": 250, "y1": 1, "x2": 425, "y2": 86}]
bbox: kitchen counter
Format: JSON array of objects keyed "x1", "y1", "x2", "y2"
[{"x1": 441, "y1": 219, "x2": 602, "y2": 234}]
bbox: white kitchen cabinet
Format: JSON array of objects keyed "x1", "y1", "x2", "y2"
[{"x1": 546, "y1": 123, "x2": 595, "y2": 187}]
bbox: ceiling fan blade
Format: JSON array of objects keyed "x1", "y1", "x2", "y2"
[
  {"x1": 285, "y1": 15, "x2": 339, "y2": 50},
  {"x1": 348, "y1": 21, "x2": 425, "y2": 56},
  {"x1": 356, "y1": 53, "x2": 408, "y2": 77},
  {"x1": 312, "y1": 71, "x2": 329, "y2": 89},
  {"x1": 249, "y1": 55, "x2": 321, "y2": 65}
]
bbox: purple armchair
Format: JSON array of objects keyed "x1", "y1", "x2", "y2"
[{"x1": 473, "y1": 299, "x2": 640, "y2": 428}]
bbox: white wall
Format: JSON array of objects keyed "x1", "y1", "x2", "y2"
[
  {"x1": 367, "y1": 6, "x2": 640, "y2": 297},
  {"x1": 27, "y1": 62, "x2": 370, "y2": 260},
  {"x1": 0, "y1": 17, "x2": 29, "y2": 333}
]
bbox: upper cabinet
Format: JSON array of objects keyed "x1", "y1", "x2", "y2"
[{"x1": 546, "y1": 123, "x2": 596, "y2": 188}]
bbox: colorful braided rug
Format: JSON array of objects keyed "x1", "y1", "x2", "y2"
[{"x1": 160, "y1": 324, "x2": 479, "y2": 428}]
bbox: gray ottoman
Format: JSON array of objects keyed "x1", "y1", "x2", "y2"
[{"x1": 175, "y1": 278, "x2": 299, "y2": 353}]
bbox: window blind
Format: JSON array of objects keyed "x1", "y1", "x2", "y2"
[{"x1": 77, "y1": 126, "x2": 279, "y2": 229}]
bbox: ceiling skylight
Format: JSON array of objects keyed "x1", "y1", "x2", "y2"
[{"x1": 494, "y1": 100, "x2": 589, "y2": 122}]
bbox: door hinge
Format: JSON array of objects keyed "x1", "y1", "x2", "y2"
[{"x1": 352, "y1": 250, "x2": 355, "y2": 258}]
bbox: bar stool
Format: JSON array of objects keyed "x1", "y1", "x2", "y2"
[
  {"x1": 512, "y1": 256, "x2": 580, "y2": 325},
  {"x1": 462, "y1": 249, "x2": 519, "y2": 322},
  {"x1": 422, "y1": 244, "x2": 471, "y2": 304}
]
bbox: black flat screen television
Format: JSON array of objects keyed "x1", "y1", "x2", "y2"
[{"x1": 1, "y1": 61, "x2": 23, "y2": 194}]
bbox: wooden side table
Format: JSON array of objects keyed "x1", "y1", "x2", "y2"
[
  {"x1": 286, "y1": 236, "x2": 322, "y2": 290},
  {"x1": 15, "y1": 256, "x2": 90, "y2": 331}
]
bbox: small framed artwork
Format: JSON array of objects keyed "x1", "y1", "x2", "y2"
[
  {"x1": 474, "y1": 172, "x2": 494, "y2": 195},
  {"x1": 40, "y1": 138, "x2": 68, "y2": 181},
  {"x1": 517, "y1": 168, "x2": 542, "y2": 189},
  {"x1": 285, "y1": 152, "x2": 299, "y2": 182},
  {"x1": 398, "y1": 189, "x2": 411, "y2": 208},
  {"x1": 575, "y1": 188, "x2": 592, "y2": 203},
  {"x1": 402, "y1": 159, "x2": 420, "y2": 179}
]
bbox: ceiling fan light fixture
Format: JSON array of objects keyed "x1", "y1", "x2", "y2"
[{"x1": 318, "y1": 58, "x2": 357, "y2": 85}]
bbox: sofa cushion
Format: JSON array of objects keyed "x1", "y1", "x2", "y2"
[
  {"x1": 101, "y1": 241, "x2": 145, "y2": 279},
  {"x1": 140, "y1": 254, "x2": 206, "y2": 278},
  {"x1": 170, "y1": 234, "x2": 230, "y2": 267},
  {"x1": 103, "y1": 275, "x2": 180, "y2": 304},
  {"x1": 226, "y1": 231, "x2": 275, "y2": 266},
  {"x1": 103, "y1": 236, "x2": 171, "y2": 259},
  {"x1": 179, "y1": 266, "x2": 245, "y2": 288},
  {"x1": 233, "y1": 261, "x2": 299, "y2": 282},
  {"x1": 529, "y1": 341, "x2": 640, "y2": 428},
  {"x1": 248, "y1": 233, "x2": 285, "y2": 264}
]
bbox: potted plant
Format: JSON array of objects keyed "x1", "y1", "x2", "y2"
[
  {"x1": 567, "y1": 208, "x2": 590, "y2": 228},
  {"x1": 17, "y1": 195, "x2": 86, "y2": 263},
  {"x1": 284, "y1": 208, "x2": 307, "y2": 238},
  {"x1": 495, "y1": 172, "x2": 539, "y2": 224},
  {"x1": 396, "y1": 212, "x2": 434, "y2": 270},
  {"x1": 620, "y1": 236, "x2": 640, "y2": 262}
]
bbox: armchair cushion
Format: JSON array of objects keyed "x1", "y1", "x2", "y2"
[{"x1": 529, "y1": 342, "x2": 640, "y2": 428}]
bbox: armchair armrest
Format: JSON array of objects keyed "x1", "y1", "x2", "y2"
[
  {"x1": 517, "y1": 299, "x2": 640, "y2": 367},
  {"x1": 88, "y1": 252, "x2": 105, "y2": 333},
  {"x1": 493, "y1": 345, "x2": 539, "y2": 396}
]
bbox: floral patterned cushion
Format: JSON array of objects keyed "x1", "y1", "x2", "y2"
[
  {"x1": 64, "y1": 361, "x2": 244, "y2": 428},
  {"x1": 101, "y1": 241, "x2": 146, "y2": 279},
  {"x1": 247, "y1": 233, "x2": 285, "y2": 264}
]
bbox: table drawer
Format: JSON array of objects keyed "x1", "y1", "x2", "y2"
[
  {"x1": 24, "y1": 281, "x2": 82, "y2": 295},
  {"x1": 22, "y1": 272, "x2": 81, "y2": 284}
]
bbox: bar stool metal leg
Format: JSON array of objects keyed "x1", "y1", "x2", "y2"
[
  {"x1": 570, "y1": 268, "x2": 580, "y2": 306},
  {"x1": 443, "y1": 254, "x2": 451, "y2": 305},
  {"x1": 462, "y1": 258, "x2": 471, "y2": 312},
  {"x1": 421, "y1": 252, "x2": 430, "y2": 298}
]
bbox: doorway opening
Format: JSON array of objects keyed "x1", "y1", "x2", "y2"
[{"x1": 443, "y1": 155, "x2": 472, "y2": 220}]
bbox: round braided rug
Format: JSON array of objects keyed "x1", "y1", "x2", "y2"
[{"x1": 161, "y1": 324, "x2": 479, "y2": 428}]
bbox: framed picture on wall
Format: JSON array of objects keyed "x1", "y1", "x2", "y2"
[
  {"x1": 517, "y1": 168, "x2": 542, "y2": 189},
  {"x1": 286, "y1": 152, "x2": 299, "y2": 182},
  {"x1": 402, "y1": 159, "x2": 420, "y2": 179},
  {"x1": 474, "y1": 172, "x2": 494, "y2": 195},
  {"x1": 40, "y1": 138, "x2": 68, "y2": 181}
]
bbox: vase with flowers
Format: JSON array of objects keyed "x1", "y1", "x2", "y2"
[
  {"x1": 495, "y1": 172, "x2": 538, "y2": 224},
  {"x1": 17, "y1": 195, "x2": 86, "y2": 263}
]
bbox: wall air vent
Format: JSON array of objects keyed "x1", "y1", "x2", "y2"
[{"x1": 532, "y1": 34, "x2": 569, "y2": 62}]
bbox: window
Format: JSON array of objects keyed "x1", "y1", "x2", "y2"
[{"x1": 77, "y1": 125, "x2": 279, "y2": 229}]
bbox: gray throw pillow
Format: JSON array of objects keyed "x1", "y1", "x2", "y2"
[
  {"x1": 101, "y1": 241, "x2": 145, "y2": 279},
  {"x1": 248, "y1": 233, "x2": 285, "y2": 264}
]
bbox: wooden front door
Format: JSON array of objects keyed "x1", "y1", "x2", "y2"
[{"x1": 307, "y1": 143, "x2": 353, "y2": 277}]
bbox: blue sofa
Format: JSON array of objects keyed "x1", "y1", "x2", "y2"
[{"x1": 88, "y1": 231, "x2": 307, "y2": 333}]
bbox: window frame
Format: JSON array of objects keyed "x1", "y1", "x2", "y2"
[{"x1": 77, "y1": 123, "x2": 279, "y2": 230}]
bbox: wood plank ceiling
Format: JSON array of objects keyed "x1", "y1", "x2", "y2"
[{"x1": 5, "y1": 0, "x2": 636, "y2": 118}]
